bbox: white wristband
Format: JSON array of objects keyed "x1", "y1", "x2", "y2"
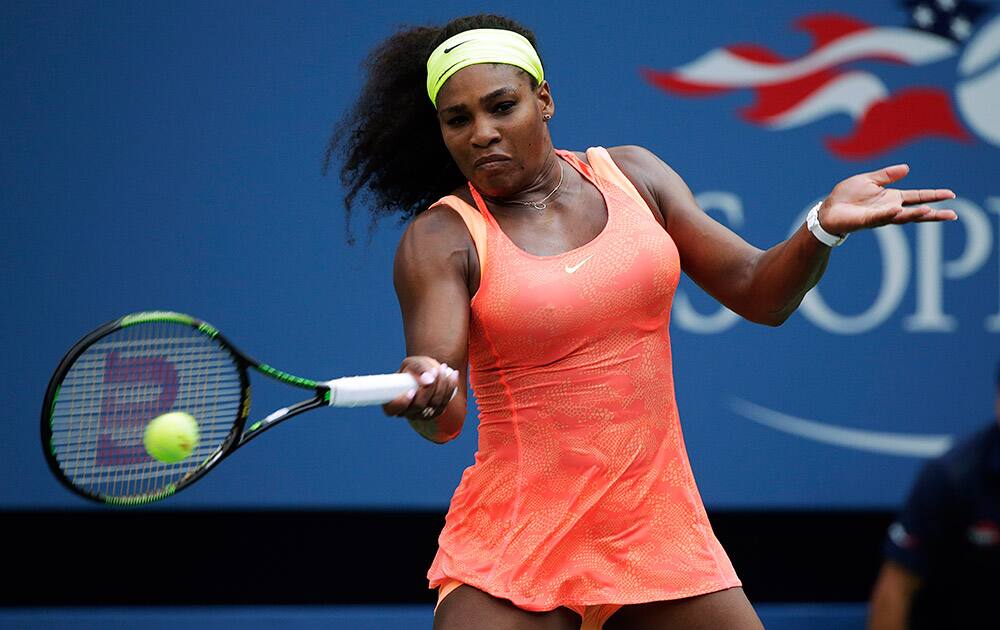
[{"x1": 806, "y1": 201, "x2": 848, "y2": 247}]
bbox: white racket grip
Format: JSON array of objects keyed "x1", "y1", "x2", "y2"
[{"x1": 325, "y1": 373, "x2": 418, "y2": 407}]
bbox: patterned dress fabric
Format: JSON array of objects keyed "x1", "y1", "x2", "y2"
[{"x1": 426, "y1": 148, "x2": 741, "y2": 611}]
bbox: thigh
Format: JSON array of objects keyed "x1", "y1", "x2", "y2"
[
  {"x1": 434, "y1": 584, "x2": 582, "y2": 630},
  {"x1": 604, "y1": 587, "x2": 764, "y2": 630}
]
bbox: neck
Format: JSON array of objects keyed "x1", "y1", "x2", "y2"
[{"x1": 481, "y1": 150, "x2": 562, "y2": 207}]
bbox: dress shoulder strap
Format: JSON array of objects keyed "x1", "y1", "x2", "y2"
[
  {"x1": 429, "y1": 195, "x2": 487, "y2": 281},
  {"x1": 585, "y1": 147, "x2": 652, "y2": 213}
]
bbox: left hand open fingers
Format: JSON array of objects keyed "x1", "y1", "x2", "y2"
[
  {"x1": 898, "y1": 188, "x2": 955, "y2": 206},
  {"x1": 889, "y1": 205, "x2": 958, "y2": 224},
  {"x1": 867, "y1": 163, "x2": 910, "y2": 186}
]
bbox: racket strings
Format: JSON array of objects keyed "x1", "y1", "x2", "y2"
[{"x1": 49, "y1": 321, "x2": 242, "y2": 501}]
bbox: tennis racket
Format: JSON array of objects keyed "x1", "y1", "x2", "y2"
[{"x1": 41, "y1": 311, "x2": 416, "y2": 506}]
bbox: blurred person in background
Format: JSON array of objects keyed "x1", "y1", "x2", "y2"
[{"x1": 868, "y1": 362, "x2": 1000, "y2": 630}]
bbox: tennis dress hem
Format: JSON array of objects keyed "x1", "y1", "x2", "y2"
[{"x1": 428, "y1": 569, "x2": 743, "y2": 612}]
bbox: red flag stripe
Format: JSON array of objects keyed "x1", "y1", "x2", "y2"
[
  {"x1": 725, "y1": 44, "x2": 785, "y2": 64},
  {"x1": 640, "y1": 68, "x2": 732, "y2": 96},
  {"x1": 825, "y1": 89, "x2": 971, "y2": 159},
  {"x1": 741, "y1": 69, "x2": 843, "y2": 123},
  {"x1": 795, "y1": 13, "x2": 872, "y2": 49}
]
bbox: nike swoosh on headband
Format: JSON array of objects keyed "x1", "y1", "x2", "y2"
[
  {"x1": 443, "y1": 40, "x2": 470, "y2": 54},
  {"x1": 426, "y1": 29, "x2": 544, "y2": 106},
  {"x1": 729, "y1": 398, "x2": 953, "y2": 458}
]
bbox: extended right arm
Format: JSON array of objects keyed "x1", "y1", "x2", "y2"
[{"x1": 382, "y1": 205, "x2": 476, "y2": 443}]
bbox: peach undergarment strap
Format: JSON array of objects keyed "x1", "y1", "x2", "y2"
[
  {"x1": 431, "y1": 195, "x2": 488, "y2": 281},
  {"x1": 584, "y1": 147, "x2": 652, "y2": 213}
]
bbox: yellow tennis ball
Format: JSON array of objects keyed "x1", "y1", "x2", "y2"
[{"x1": 143, "y1": 411, "x2": 199, "y2": 463}]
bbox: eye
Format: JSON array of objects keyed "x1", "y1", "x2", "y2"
[
  {"x1": 446, "y1": 114, "x2": 468, "y2": 127},
  {"x1": 496, "y1": 101, "x2": 516, "y2": 113}
]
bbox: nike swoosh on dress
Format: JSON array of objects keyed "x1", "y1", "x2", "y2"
[{"x1": 565, "y1": 254, "x2": 595, "y2": 273}]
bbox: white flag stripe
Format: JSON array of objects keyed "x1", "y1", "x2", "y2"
[
  {"x1": 959, "y1": 14, "x2": 1000, "y2": 76},
  {"x1": 763, "y1": 71, "x2": 889, "y2": 129},
  {"x1": 675, "y1": 28, "x2": 957, "y2": 87}
]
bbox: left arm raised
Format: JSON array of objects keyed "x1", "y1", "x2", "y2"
[{"x1": 610, "y1": 146, "x2": 956, "y2": 326}]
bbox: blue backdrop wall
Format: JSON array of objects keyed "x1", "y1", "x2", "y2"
[{"x1": 4, "y1": 0, "x2": 998, "y2": 510}]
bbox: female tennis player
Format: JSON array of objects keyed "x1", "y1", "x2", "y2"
[{"x1": 330, "y1": 14, "x2": 957, "y2": 630}]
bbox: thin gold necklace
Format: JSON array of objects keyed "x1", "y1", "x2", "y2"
[{"x1": 495, "y1": 162, "x2": 564, "y2": 211}]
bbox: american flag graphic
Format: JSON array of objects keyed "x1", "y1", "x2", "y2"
[{"x1": 643, "y1": 1, "x2": 999, "y2": 159}]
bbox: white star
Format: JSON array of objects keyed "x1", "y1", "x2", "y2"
[
  {"x1": 936, "y1": 0, "x2": 957, "y2": 12},
  {"x1": 913, "y1": 5, "x2": 936, "y2": 28},
  {"x1": 951, "y1": 16, "x2": 972, "y2": 40}
]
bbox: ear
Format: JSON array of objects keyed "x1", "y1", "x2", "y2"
[{"x1": 536, "y1": 80, "x2": 554, "y2": 121}]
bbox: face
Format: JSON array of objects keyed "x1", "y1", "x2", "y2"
[{"x1": 435, "y1": 64, "x2": 554, "y2": 197}]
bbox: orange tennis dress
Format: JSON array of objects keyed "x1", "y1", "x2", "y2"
[{"x1": 427, "y1": 148, "x2": 741, "y2": 613}]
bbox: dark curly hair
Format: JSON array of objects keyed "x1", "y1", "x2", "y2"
[{"x1": 325, "y1": 14, "x2": 541, "y2": 239}]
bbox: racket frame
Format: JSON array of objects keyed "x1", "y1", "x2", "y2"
[{"x1": 41, "y1": 311, "x2": 332, "y2": 506}]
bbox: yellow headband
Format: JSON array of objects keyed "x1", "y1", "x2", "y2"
[{"x1": 426, "y1": 28, "x2": 544, "y2": 107}]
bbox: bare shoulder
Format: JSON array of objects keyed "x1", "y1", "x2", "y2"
[
  {"x1": 608, "y1": 145, "x2": 702, "y2": 228},
  {"x1": 607, "y1": 144, "x2": 656, "y2": 162},
  {"x1": 605, "y1": 145, "x2": 673, "y2": 226},
  {"x1": 395, "y1": 201, "x2": 476, "y2": 286},
  {"x1": 404, "y1": 202, "x2": 473, "y2": 245},
  {"x1": 607, "y1": 145, "x2": 676, "y2": 177}
]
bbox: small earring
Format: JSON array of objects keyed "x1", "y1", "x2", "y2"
[{"x1": 543, "y1": 114, "x2": 551, "y2": 121}]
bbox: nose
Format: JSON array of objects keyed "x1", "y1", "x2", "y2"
[{"x1": 470, "y1": 116, "x2": 501, "y2": 148}]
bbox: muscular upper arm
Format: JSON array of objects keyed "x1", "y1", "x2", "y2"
[
  {"x1": 393, "y1": 205, "x2": 473, "y2": 375},
  {"x1": 608, "y1": 145, "x2": 765, "y2": 317}
]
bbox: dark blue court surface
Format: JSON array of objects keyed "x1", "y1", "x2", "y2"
[{"x1": 0, "y1": 604, "x2": 867, "y2": 629}]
